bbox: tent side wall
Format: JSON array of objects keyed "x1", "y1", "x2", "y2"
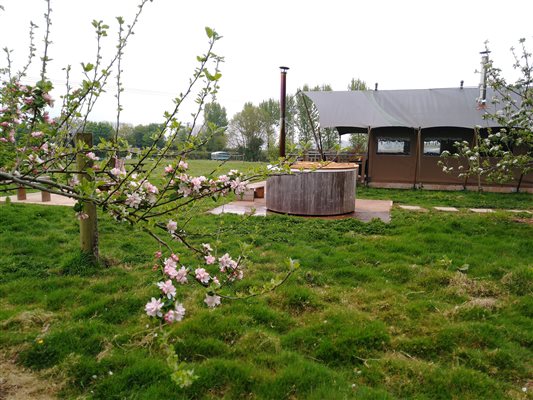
[
  {"x1": 368, "y1": 128, "x2": 418, "y2": 185},
  {"x1": 367, "y1": 127, "x2": 533, "y2": 190},
  {"x1": 419, "y1": 127, "x2": 473, "y2": 185}
]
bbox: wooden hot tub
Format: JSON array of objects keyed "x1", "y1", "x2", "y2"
[{"x1": 266, "y1": 162, "x2": 357, "y2": 216}]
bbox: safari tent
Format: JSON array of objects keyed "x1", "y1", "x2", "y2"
[{"x1": 304, "y1": 88, "x2": 533, "y2": 191}]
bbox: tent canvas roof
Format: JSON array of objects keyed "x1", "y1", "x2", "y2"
[{"x1": 303, "y1": 87, "x2": 502, "y2": 132}]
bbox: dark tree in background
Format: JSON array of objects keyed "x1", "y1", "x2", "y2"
[
  {"x1": 84, "y1": 121, "x2": 114, "y2": 145},
  {"x1": 200, "y1": 102, "x2": 228, "y2": 151},
  {"x1": 347, "y1": 78, "x2": 368, "y2": 152},
  {"x1": 128, "y1": 123, "x2": 165, "y2": 148},
  {"x1": 228, "y1": 102, "x2": 266, "y2": 161}
]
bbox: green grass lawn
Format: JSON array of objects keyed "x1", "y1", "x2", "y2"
[
  {"x1": 357, "y1": 187, "x2": 533, "y2": 210},
  {"x1": 0, "y1": 163, "x2": 532, "y2": 399}
]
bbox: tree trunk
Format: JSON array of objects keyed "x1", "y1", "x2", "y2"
[{"x1": 76, "y1": 132, "x2": 99, "y2": 261}]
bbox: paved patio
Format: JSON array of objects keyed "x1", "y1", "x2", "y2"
[
  {"x1": 209, "y1": 198, "x2": 393, "y2": 223},
  {"x1": 0, "y1": 191, "x2": 76, "y2": 206}
]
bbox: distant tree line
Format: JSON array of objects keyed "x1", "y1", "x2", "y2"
[
  {"x1": 225, "y1": 78, "x2": 368, "y2": 161},
  {"x1": 84, "y1": 77, "x2": 368, "y2": 161}
]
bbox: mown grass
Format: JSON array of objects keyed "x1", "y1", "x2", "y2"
[
  {"x1": 0, "y1": 163, "x2": 532, "y2": 399},
  {"x1": 358, "y1": 186, "x2": 533, "y2": 210}
]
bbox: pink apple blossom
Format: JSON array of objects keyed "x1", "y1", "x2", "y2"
[
  {"x1": 195, "y1": 268, "x2": 210, "y2": 284},
  {"x1": 125, "y1": 192, "x2": 142, "y2": 208},
  {"x1": 190, "y1": 176, "x2": 206, "y2": 192},
  {"x1": 205, "y1": 255, "x2": 215, "y2": 265},
  {"x1": 76, "y1": 212, "x2": 89, "y2": 220},
  {"x1": 175, "y1": 266, "x2": 188, "y2": 284},
  {"x1": 202, "y1": 243, "x2": 213, "y2": 252},
  {"x1": 230, "y1": 178, "x2": 248, "y2": 195},
  {"x1": 157, "y1": 279, "x2": 176, "y2": 299},
  {"x1": 164, "y1": 257, "x2": 177, "y2": 269},
  {"x1": 145, "y1": 297, "x2": 164, "y2": 317},
  {"x1": 171, "y1": 253, "x2": 179, "y2": 262},
  {"x1": 167, "y1": 220, "x2": 177, "y2": 233},
  {"x1": 164, "y1": 303, "x2": 186, "y2": 323},
  {"x1": 28, "y1": 154, "x2": 44, "y2": 164},
  {"x1": 219, "y1": 253, "x2": 237, "y2": 272},
  {"x1": 110, "y1": 167, "x2": 126, "y2": 177},
  {"x1": 143, "y1": 181, "x2": 158, "y2": 194},
  {"x1": 86, "y1": 152, "x2": 99, "y2": 161},
  {"x1": 154, "y1": 251, "x2": 162, "y2": 259},
  {"x1": 178, "y1": 184, "x2": 192, "y2": 197},
  {"x1": 31, "y1": 131, "x2": 43, "y2": 138},
  {"x1": 164, "y1": 164, "x2": 174, "y2": 173},
  {"x1": 204, "y1": 294, "x2": 221, "y2": 308},
  {"x1": 217, "y1": 175, "x2": 229, "y2": 183},
  {"x1": 42, "y1": 92, "x2": 54, "y2": 106},
  {"x1": 164, "y1": 265, "x2": 178, "y2": 279},
  {"x1": 178, "y1": 160, "x2": 188, "y2": 170}
]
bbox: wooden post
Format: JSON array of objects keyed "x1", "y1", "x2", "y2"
[
  {"x1": 76, "y1": 132, "x2": 99, "y2": 261},
  {"x1": 41, "y1": 191, "x2": 51, "y2": 202},
  {"x1": 17, "y1": 186, "x2": 27, "y2": 200},
  {"x1": 41, "y1": 176, "x2": 51, "y2": 202}
]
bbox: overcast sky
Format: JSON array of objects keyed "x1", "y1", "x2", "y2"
[{"x1": 1, "y1": 0, "x2": 532, "y2": 126}]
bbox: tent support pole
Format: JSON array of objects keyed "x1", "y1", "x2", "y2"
[
  {"x1": 364, "y1": 126, "x2": 371, "y2": 185},
  {"x1": 412, "y1": 127, "x2": 421, "y2": 189},
  {"x1": 516, "y1": 173, "x2": 523, "y2": 193},
  {"x1": 299, "y1": 91, "x2": 324, "y2": 160}
]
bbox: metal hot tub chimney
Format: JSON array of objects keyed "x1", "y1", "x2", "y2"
[
  {"x1": 279, "y1": 66, "x2": 289, "y2": 157},
  {"x1": 478, "y1": 50, "x2": 490, "y2": 105}
]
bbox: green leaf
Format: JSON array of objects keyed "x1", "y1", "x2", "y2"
[
  {"x1": 81, "y1": 63, "x2": 94, "y2": 72},
  {"x1": 205, "y1": 27, "x2": 214, "y2": 38}
]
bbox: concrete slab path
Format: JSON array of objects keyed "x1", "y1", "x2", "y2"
[
  {"x1": 398, "y1": 205, "x2": 427, "y2": 212},
  {"x1": 0, "y1": 192, "x2": 76, "y2": 207},
  {"x1": 434, "y1": 206, "x2": 459, "y2": 212}
]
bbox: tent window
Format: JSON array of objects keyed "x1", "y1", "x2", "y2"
[
  {"x1": 377, "y1": 138, "x2": 410, "y2": 155},
  {"x1": 423, "y1": 138, "x2": 461, "y2": 156}
]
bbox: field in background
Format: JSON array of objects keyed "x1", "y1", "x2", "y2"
[{"x1": 0, "y1": 163, "x2": 532, "y2": 399}]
